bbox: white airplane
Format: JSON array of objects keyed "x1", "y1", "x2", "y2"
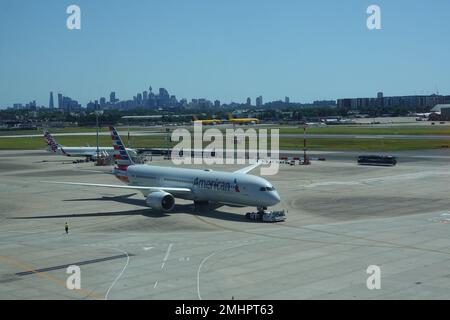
[
  {"x1": 44, "y1": 126, "x2": 281, "y2": 212},
  {"x1": 44, "y1": 130, "x2": 137, "y2": 159}
]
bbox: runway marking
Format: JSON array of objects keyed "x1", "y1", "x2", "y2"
[
  {"x1": 161, "y1": 243, "x2": 173, "y2": 270},
  {"x1": 197, "y1": 244, "x2": 249, "y2": 300},
  {"x1": 0, "y1": 255, "x2": 102, "y2": 300},
  {"x1": 154, "y1": 243, "x2": 174, "y2": 290},
  {"x1": 15, "y1": 254, "x2": 131, "y2": 276},
  {"x1": 104, "y1": 248, "x2": 130, "y2": 300}
]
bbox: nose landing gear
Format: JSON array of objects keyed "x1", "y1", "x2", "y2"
[{"x1": 256, "y1": 206, "x2": 268, "y2": 214}]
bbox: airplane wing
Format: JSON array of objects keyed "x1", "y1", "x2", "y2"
[
  {"x1": 41, "y1": 181, "x2": 191, "y2": 193},
  {"x1": 233, "y1": 161, "x2": 262, "y2": 175}
]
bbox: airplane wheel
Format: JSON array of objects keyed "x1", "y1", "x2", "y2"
[{"x1": 257, "y1": 206, "x2": 267, "y2": 213}]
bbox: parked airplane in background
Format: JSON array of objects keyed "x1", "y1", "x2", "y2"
[
  {"x1": 192, "y1": 115, "x2": 223, "y2": 125},
  {"x1": 44, "y1": 130, "x2": 137, "y2": 160},
  {"x1": 191, "y1": 114, "x2": 259, "y2": 126},
  {"x1": 227, "y1": 113, "x2": 260, "y2": 125},
  {"x1": 44, "y1": 126, "x2": 280, "y2": 213}
]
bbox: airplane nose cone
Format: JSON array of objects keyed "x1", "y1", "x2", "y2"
[{"x1": 270, "y1": 191, "x2": 281, "y2": 206}]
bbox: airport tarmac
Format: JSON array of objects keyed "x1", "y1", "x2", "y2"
[{"x1": 1, "y1": 150, "x2": 450, "y2": 299}]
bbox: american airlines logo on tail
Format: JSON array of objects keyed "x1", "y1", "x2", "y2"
[
  {"x1": 110, "y1": 126, "x2": 131, "y2": 161},
  {"x1": 109, "y1": 126, "x2": 134, "y2": 183}
]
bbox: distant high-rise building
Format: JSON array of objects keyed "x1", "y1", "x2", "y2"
[
  {"x1": 337, "y1": 92, "x2": 448, "y2": 110},
  {"x1": 137, "y1": 93, "x2": 143, "y2": 105},
  {"x1": 285, "y1": 96, "x2": 290, "y2": 104},
  {"x1": 256, "y1": 96, "x2": 263, "y2": 107},
  {"x1": 246, "y1": 97, "x2": 251, "y2": 106},
  {"x1": 49, "y1": 92, "x2": 54, "y2": 109},
  {"x1": 143, "y1": 91, "x2": 148, "y2": 102},
  {"x1": 86, "y1": 101, "x2": 96, "y2": 112},
  {"x1": 100, "y1": 97, "x2": 106, "y2": 107},
  {"x1": 214, "y1": 100, "x2": 221, "y2": 108},
  {"x1": 110, "y1": 91, "x2": 117, "y2": 103},
  {"x1": 58, "y1": 93, "x2": 63, "y2": 109},
  {"x1": 159, "y1": 88, "x2": 169, "y2": 98}
]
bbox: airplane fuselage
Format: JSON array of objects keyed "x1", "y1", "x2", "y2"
[
  {"x1": 122, "y1": 165, "x2": 280, "y2": 208},
  {"x1": 57, "y1": 146, "x2": 136, "y2": 158}
]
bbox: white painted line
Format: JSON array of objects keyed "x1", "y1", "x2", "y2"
[
  {"x1": 153, "y1": 281, "x2": 158, "y2": 289},
  {"x1": 104, "y1": 248, "x2": 130, "y2": 300},
  {"x1": 161, "y1": 243, "x2": 173, "y2": 269},
  {"x1": 197, "y1": 244, "x2": 248, "y2": 300}
]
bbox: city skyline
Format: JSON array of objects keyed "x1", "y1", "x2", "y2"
[
  {"x1": 1, "y1": 0, "x2": 450, "y2": 107},
  {"x1": 7, "y1": 84, "x2": 450, "y2": 112}
]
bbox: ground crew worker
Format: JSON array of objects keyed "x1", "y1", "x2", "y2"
[{"x1": 65, "y1": 222, "x2": 69, "y2": 234}]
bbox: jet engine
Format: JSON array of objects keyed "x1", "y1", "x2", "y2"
[{"x1": 146, "y1": 191, "x2": 175, "y2": 212}]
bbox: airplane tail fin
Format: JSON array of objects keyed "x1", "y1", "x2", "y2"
[
  {"x1": 43, "y1": 130, "x2": 60, "y2": 153},
  {"x1": 109, "y1": 126, "x2": 135, "y2": 169}
]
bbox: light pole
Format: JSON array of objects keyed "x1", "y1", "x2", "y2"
[
  {"x1": 94, "y1": 109, "x2": 103, "y2": 160},
  {"x1": 303, "y1": 124, "x2": 310, "y2": 165},
  {"x1": 127, "y1": 119, "x2": 130, "y2": 147},
  {"x1": 166, "y1": 127, "x2": 170, "y2": 159}
]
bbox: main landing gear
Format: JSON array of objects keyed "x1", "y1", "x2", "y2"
[{"x1": 194, "y1": 200, "x2": 210, "y2": 211}]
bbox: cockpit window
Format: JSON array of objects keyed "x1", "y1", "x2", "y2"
[
  {"x1": 260, "y1": 187, "x2": 266, "y2": 191},
  {"x1": 260, "y1": 186, "x2": 276, "y2": 191}
]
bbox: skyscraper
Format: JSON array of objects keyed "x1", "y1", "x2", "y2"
[
  {"x1": 256, "y1": 96, "x2": 263, "y2": 107},
  {"x1": 110, "y1": 91, "x2": 116, "y2": 103},
  {"x1": 49, "y1": 92, "x2": 54, "y2": 109},
  {"x1": 285, "y1": 96, "x2": 290, "y2": 104},
  {"x1": 58, "y1": 93, "x2": 63, "y2": 109},
  {"x1": 247, "y1": 97, "x2": 251, "y2": 106}
]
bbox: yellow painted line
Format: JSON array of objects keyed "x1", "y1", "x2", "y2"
[{"x1": 0, "y1": 255, "x2": 103, "y2": 300}]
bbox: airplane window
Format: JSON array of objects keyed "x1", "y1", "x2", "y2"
[{"x1": 260, "y1": 187, "x2": 266, "y2": 191}]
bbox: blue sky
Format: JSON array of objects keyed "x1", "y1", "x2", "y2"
[{"x1": 1, "y1": 0, "x2": 449, "y2": 107}]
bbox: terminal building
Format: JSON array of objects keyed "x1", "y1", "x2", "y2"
[{"x1": 337, "y1": 93, "x2": 450, "y2": 110}]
